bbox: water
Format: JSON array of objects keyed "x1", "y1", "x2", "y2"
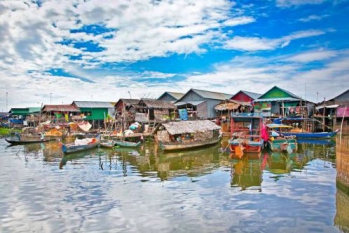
[{"x1": 0, "y1": 138, "x2": 348, "y2": 233}]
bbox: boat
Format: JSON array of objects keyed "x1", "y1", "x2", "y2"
[
  {"x1": 114, "y1": 140, "x2": 141, "y2": 148},
  {"x1": 273, "y1": 118, "x2": 338, "y2": 139},
  {"x1": 100, "y1": 140, "x2": 116, "y2": 148},
  {"x1": 160, "y1": 137, "x2": 220, "y2": 151},
  {"x1": 228, "y1": 113, "x2": 266, "y2": 156},
  {"x1": 61, "y1": 134, "x2": 100, "y2": 154},
  {"x1": 5, "y1": 132, "x2": 54, "y2": 145},
  {"x1": 266, "y1": 124, "x2": 298, "y2": 153},
  {"x1": 156, "y1": 120, "x2": 221, "y2": 152}
]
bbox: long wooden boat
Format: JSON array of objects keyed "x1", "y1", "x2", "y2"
[
  {"x1": 5, "y1": 132, "x2": 54, "y2": 145},
  {"x1": 280, "y1": 131, "x2": 338, "y2": 139},
  {"x1": 115, "y1": 140, "x2": 141, "y2": 148},
  {"x1": 273, "y1": 118, "x2": 338, "y2": 139},
  {"x1": 266, "y1": 124, "x2": 297, "y2": 153},
  {"x1": 100, "y1": 140, "x2": 115, "y2": 148},
  {"x1": 62, "y1": 135, "x2": 100, "y2": 154},
  {"x1": 160, "y1": 137, "x2": 220, "y2": 151}
]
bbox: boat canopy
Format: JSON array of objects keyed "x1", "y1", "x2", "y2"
[{"x1": 267, "y1": 124, "x2": 292, "y2": 129}]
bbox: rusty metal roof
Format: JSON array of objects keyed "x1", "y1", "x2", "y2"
[
  {"x1": 139, "y1": 99, "x2": 177, "y2": 109},
  {"x1": 42, "y1": 105, "x2": 80, "y2": 112}
]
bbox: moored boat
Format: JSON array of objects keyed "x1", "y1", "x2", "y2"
[
  {"x1": 228, "y1": 113, "x2": 266, "y2": 156},
  {"x1": 266, "y1": 124, "x2": 297, "y2": 153},
  {"x1": 156, "y1": 120, "x2": 221, "y2": 152},
  {"x1": 114, "y1": 140, "x2": 141, "y2": 148},
  {"x1": 5, "y1": 132, "x2": 54, "y2": 144},
  {"x1": 160, "y1": 137, "x2": 220, "y2": 151},
  {"x1": 273, "y1": 118, "x2": 338, "y2": 139},
  {"x1": 100, "y1": 140, "x2": 116, "y2": 148},
  {"x1": 61, "y1": 134, "x2": 100, "y2": 154}
]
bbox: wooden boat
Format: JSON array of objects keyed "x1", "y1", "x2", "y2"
[
  {"x1": 160, "y1": 137, "x2": 220, "y2": 151},
  {"x1": 100, "y1": 140, "x2": 115, "y2": 148},
  {"x1": 61, "y1": 135, "x2": 100, "y2": 154},
  {"x1": 266, "y1": 124, "x2": 297, "y2": 153},
  {"x1": 5, "y1": 132, "x2": 54, "y2": 145},
  {"x1": 156, "y1": 120, "x2": 221, "y2": 152},
  {"x1": 228, "y1": 113, "x2": 266, "y2": 155},
  {"x1": 114, "y1": 140, "x2": 141, "y2": 148},
  {"x1": 273, "y1": 118, "x2": 338, "y2": 139}
]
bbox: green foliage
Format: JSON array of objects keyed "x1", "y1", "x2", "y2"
[{"x1": 0, "y1": 127, "x2": 21, "y2": 135}]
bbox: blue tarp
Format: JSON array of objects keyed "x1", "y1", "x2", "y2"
[{"x1": 178, "y1": 109, "x2": 188, "y2": 121}]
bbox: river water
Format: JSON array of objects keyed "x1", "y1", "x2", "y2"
[{"x1": 0, "y1": 137, "x2": 348, "y2": 233}]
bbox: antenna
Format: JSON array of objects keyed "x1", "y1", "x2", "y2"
[{"x1": 6, "y1": 92, "x2": 8, "y2": 112}]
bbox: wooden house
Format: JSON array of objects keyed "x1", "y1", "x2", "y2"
[
  {"x1": 135, "y1": 99, "x2": 177, "y2": 122},
  {"x1": 175, "y1": 89, "x2": 232, "y2": 120},
  {"x1": 157, "y1": 92, "x2": 184, "y2": 103},
  {"x1": 41, "y1": 104, "x2": 80, "y2": 122},
  {"x1": 9, "y1": 107, "x2": 41, "y2": 127},
  {"x1": 317, "y1": 89, "x2": 349, "y2": 134},
  {"x1": 72, "y1": 101, "x2": 115, "y2": 129},
  {"x1": 253, "y1": 86, "x2": 313, "y2": 118},
  {"x1": 114, "y1": 99, "x2": 140, "y2": 123},
  {"x1": 215, "y1": 90, "x2": 261, "y2": 118}
]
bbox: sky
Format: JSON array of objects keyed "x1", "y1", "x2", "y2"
[{"x1": 0, "y1": 0, "x2": 349, "y2": 111}]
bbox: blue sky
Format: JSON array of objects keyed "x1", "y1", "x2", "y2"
[{"x1": 0, "y1": 0, "x2": 349, "y2": 110}]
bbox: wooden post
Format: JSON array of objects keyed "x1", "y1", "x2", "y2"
[{"x1": 323, "y1": 98, "x2": 326, "y2": 132}]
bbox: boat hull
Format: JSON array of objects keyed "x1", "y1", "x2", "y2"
[
  {"x1": 282, "y1": 131, "x2": 337, "y2": 139},
  {"x1": 115, "y1": 140, "x2": 141, "y2": 148},
  {"x1": 267, "y1": 138, "x2": 297, "y2": 153},
  {"x1": 62, "y1": 142, "x2": 99, "y2": 154},
  {"x1": 5, "y1": 137, "x2": 53, "y2": 144},
  {"x1": 229, "y1": 139, "x2": 264, "y2": 153},
  {"x1": 161, "y1": 138, "x2": 220, "y2": 151}
]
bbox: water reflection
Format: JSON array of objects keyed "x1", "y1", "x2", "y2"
[{"x1": 1, "y1": 138, "x2": 347, "y2": 232}]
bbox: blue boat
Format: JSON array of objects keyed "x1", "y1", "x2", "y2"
[
  {"x1": 273, "y1": 118, "x2": 338, "y2": 139},
  {"x1": 62, "y1": 134, "x2": 100, "y2": 154}
]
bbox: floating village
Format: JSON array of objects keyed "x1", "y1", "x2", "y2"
[{"x1": 1, "y1": 86, "x2": 349, "y2": 231}]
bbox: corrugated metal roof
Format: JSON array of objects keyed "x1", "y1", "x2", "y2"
[
  {"x1": 119, "y1": 99, "x2": 140, "y2": 106},
  {"x1": 191, "y1": 89, "x2": 233, "y2": 100},
  {"x1": 28, "y1": 107, "x2": 41, "y2": 113},
  {"x1": 42, "y1": 105, "x2": 80, "y2": 112},
  {"x1": 140, "y1": 99, "x2": 177, "y2": 109},
  {"x1": 162, "y1": 120, "x2": 221, "y2": 135},
  {"x1": 240, "y1": 90, "x2": 262, "y2": 100},
  {"x1": 175, "y1": 100, "x2": 205, "y2": 106},
  {"x1": 253, "y1": 97, "x2": 301, "y2": 102},
  {"x1": 167, "y1": 92, "x2": 184, "y2": 100},
  {"x1": 73, "y1": 101, "x2": 114, "y2": 108}
]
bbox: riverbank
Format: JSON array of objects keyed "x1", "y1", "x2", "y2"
[{"x1": 0, "y1": 127, "x2": 21, "y2": 136}]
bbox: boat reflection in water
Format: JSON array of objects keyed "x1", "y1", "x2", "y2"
[
  {"x1": 229, "y1": 147, "x2": 319, "y2": 191},
  {"x1": 230, "y1": 153, "x2": 263, "y2": 192}
]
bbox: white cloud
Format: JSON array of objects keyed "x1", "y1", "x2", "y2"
[
  {"x1": 223, "y1": 30, "x2": 326, "y2": 51},
  {"x1": 175, "y1": 50, "x2": 349, "y2": 102},
  {"x1": 284, "y1": 50, "x2": 337, "y2": 62},
  {"x1": 299, "y1": 14, "x2": 328, "y2": 22},
  {"x1": 223, "y1": 16, "x2": 255, "y2": 27},
  {"x1": 276, "y1": 0, "x2": 327, "y2": 8}
]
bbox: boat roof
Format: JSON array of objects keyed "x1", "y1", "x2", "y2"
[{"x1": 267, "y1": 124, "x2": 293, "y2": 129}]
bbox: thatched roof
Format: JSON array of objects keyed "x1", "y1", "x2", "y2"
[
  {"x1": 139, "y1": 99, "x2": 177, "y2": 109},
  {"x1": 214, "y1": 100, "x2": 251, "y2": 111},
  {"x1": 162, "y1": 120, "x2": 221, "y2": 135},
  {"x1": 42, "y1": 105, "x2": 80, "y2": 112}
]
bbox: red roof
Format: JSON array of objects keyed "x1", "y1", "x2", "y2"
[{"x1": 42, "y1": 105, "x2": 80, "y2": 112}]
